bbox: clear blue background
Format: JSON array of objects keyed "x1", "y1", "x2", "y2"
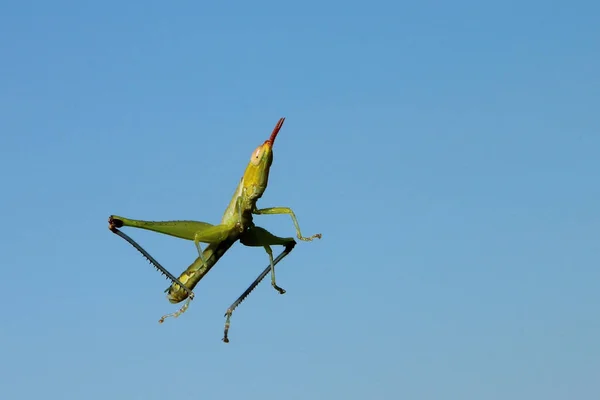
[{"x1": 1, "y1": 1, "x2": 598, "y2": 399}]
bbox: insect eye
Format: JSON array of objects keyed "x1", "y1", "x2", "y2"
[{"x1": 250, "y1": 147, "x2": 262, "y2": 165}]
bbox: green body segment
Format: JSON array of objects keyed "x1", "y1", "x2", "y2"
[{"x1": 166, "y1": 235, "x2": 239, "y2": 303}]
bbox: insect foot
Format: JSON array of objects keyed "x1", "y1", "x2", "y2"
[
  {"x1": 299, "y1": 232, "x2": 322, "y2": 241},
  {"x1": 222, "y1": 310, "x2": 233, "y2": 343},
  {"x1": 276, "y1": 287, "x2": 286, "y2": 295}
]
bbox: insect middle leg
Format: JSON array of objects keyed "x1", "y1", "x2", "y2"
[
  {"x1": 240, "y1": 225, "x2": 296, "y2": 294},
  {"x1": 222, "y1": 240, "x2": 296, "y2": 343}
]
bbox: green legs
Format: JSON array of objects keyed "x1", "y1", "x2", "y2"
[
  {"x1": 109, "y1": 215, "x2": 214, "y2": 241},
  {"x1": 110, "y1": 209, "x2": 320, "y2": 343},
  {"x1": 223, "y1": 241, "x2": 296, "y2": 343},
  {"x1": 240, "y1": 226, "x2": 295, "y2": 294},
  {"x1": 242, "y1": 207, "x2": 321, "y2": 294},
  {"x1": 246, "y1": 206, "x2": 321, "y2": 293},
  {"x1": 253, "y1": 207, "x2": 322, "y2": 241},
  {"x1": 109, "y1": 214, "x2": 237, "y2": 267}
]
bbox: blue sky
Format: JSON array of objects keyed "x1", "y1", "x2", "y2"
[{"x1": 1, "y1": 1, "x2": 599, "y2": 399}]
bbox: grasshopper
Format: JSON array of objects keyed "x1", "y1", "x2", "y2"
[{"x1": 108, "y1": 117, "x2": 321, "y2": 342}]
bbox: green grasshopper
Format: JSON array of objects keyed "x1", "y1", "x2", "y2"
[{"x1": 108, "y1": 117, "x2": 321, "y2": 342}]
